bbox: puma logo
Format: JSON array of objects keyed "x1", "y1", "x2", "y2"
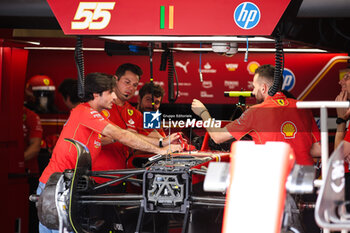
[{"x1": 175, "y1": 61, "x2": 190, "y2": 73}]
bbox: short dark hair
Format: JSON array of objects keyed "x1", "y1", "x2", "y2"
[
  {"x1": 255, "y1": 64, "x2": 282, "y2": 91},
  {"x1": 58, "y1": 79, "x2": 80, "y2": 104},
  {"x1": 115, "y1": 63, "x2": 143, "y2": 80},
  {"x1": 83, "y1": 73, "x2": 116, "y2": 102},
  {"x1": 139, "y1": 82, "x2": 165, "y2": 100}
]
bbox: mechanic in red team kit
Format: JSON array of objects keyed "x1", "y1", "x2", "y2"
[
  {"x1": 58, "y1": 78, "x2": 81, "y2": 110},
  {"x1": 24, "y1": 75, "x2": 58, "y2": 114},
  {"x1": 23, "y1": 106, "x2": 43, "y2": 233},
  {"x1": 23, "y1": 106, "x2": 43, "y2": 173},
  {"x1": 37, "y1": 72, "x2": 183, "y2": 233},
  {"x1": 192, "y1": 64, "x2": 321, "y2": 165},
  {"x1": 97, "y1": 64, "x2": 180, "y2": 177},
  {"x1": 334, "y1": 70, "x2": 350, "y2": 152},
  {"x1": 137, "y1": 82, "x2": 167, "y2": 137},
  {"x1": 334, "y1": 70, "x2": 350, "y2": 200}
]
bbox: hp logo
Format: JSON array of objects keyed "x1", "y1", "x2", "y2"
[
  {"x1": 282, "y1": 68, "x2": 296, "y2": 91},
  {"x1": 234, "y1": 2, "x2": 260, "y2": 30}
]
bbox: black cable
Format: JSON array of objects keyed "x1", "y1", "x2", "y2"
[
  {"x1": 148, "y1": 43, "x2": 155, "y2": 111},
  {"x1": 189, "y1": 125, "x2": 192, "y2": 155},
  {"x1": 269, "y1": 31, "x2": 284, "y2": 96},
  {"x1": 167, "y1": 49, "x2": 179, "y2": 103},
  {"x1": 229, "y1": 105, "x2": 244, "y2": 121},
  {"x1": 75, "y1": 36, "x2": 85, "y2": 100},
  {"x1": 149, "y1": 43, "x2": 153, "y2": 84},
  {"x1": 318, "y1": 19, "x2": 328, "y2": 45},
  {"x1": 330, "y1": 19, "x2": 350, "y2": 41}
]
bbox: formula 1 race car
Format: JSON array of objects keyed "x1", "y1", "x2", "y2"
[
  {"x1": 33, "y1": 138, "x2": 230, "y2": 233},
  {"x1": 38, "y1": 126, "x2": 350, "y2": 233}
]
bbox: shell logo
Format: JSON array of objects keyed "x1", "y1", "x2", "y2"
[
  {"x1": 43, "y1": 78, "x2": 51, "y2": 86},
  {"x1": 247, "y1": 61, "x2": 260, "y2": 75},
  {"x1": 101, "y1": 110, "x2": 110, "y2": 119},
  {"x1": 128, "y1": 109, "x2": 134, "y2": 116},
  {"x1": 281, "y1": 121, "x2": 297, "y2": 139}
]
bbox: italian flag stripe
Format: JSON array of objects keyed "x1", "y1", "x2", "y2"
[
  {"x1": 160, "y1": 6, "x2": 165, "y2": 29},
  {"x1": 160, "y1": 5, "x2": 174, "y2": 29},
  {"x1": 169, "y1": 5, "x2": 174, "y2": 29}
]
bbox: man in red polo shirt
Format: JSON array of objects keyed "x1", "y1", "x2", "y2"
[
  {"x1": 334, "y1": 70, "x2": 350, "y2": 200},
  {"x1": 334, "y1": 71, "x2": 350, "y2": 153},
  {"x1": 191, "y1": 64, "x2": 321, "y2": 165},
  {"x1": 37, "y1": 72, "x2": 182, "y2": 233}
]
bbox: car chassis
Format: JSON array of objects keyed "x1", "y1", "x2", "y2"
[{"x1": 35, "y1": 139, "x2": 227, "y2": 233}]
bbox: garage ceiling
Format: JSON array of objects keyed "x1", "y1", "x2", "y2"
[{"x1": 0, "y1": 0, "x2": 349, "y2": 53}]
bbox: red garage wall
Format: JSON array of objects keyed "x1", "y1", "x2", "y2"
[
  {"x1": 26, "y1": 50, "x2": 348, "y2": 112},
  {"x1": 0, "y1": 47, "x2": 29, "y2": 233}
]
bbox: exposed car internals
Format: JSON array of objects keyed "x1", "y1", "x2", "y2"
[
  {"x1": 34, "y1": 139, "x2": 229, "y2": 233},
  {"x1": 32, "y1": 137, "x2": 350, "y2": 233}
]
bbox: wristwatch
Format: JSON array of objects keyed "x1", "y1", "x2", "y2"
[{"x1": 336, "y1": 117, "x2": 347, "y2": 124}]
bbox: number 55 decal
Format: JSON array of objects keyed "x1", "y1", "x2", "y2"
[{"x1": 71, "y1": 2, "x2": 116, "y2": 30}]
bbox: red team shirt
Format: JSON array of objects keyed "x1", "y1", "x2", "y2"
[
  {"x1": 344, "y1": 130, "x2": 350, "y2": 143},
  {"x1": 39, "y1": 103, "x2": 110, "y2": 184},
  {"x1": 226, "y1": 92, "x2": 320, "y2": 165},
  {"x1": 23, "y1": 106, "x2": 43, "y2": 173},
  {"x1": 95, "y1": 102, "x2": 148, "y2": 182}
]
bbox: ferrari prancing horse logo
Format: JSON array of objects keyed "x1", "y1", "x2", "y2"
[
  {"x1": 277, "y1": 99, "x2": 285, "y2": 106},
  {"x1": 272, "y1": 98, "x2": 288, "y2": 106},
  {"x1": 101, "y1": 109, "x2": 110, "y2": 119}
]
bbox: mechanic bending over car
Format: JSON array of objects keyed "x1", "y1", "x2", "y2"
[
  {"x1": 97, "y1": 64, "x2": 180, "y2": 176},
  {"x1": 192, "y1": 64, "x2": 321, "y2": 166},
  {"x1": 37, "y1": 72, "x2": 183, "y2": 233}
]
